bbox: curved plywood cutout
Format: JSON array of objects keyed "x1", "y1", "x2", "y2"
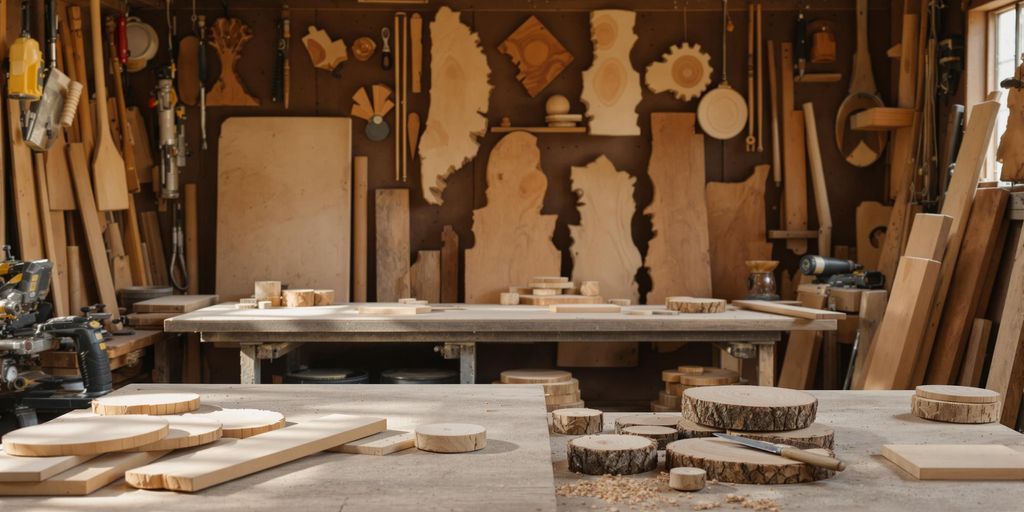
[
  {"x1": 645, "y1": 43, "x2": 713, "y2": 101},
  {"x1": 706, "y1": 165, "x2": 772, "y2": 300},
  {"x1": 581, "y1": 10, "x2": 641, "y2": 136},
  {"x1": 418, "y1": 7, "x2": 492, "y2": 205},
  {"x1": 464, "y1": 132, "x2": 560, "y2": 304}
]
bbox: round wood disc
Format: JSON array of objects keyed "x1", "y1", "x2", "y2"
[
  {"x1": 665, "y1": 382, "x2": 693, "y2": 395},
  {"x1": 669, "y1": 467, "x2": 706, "y2": 491},
  {"x1": 547, "y1": 391, "x2": 584, "y2": 406},
  {"x1": 915, "y1": 385, "x2": 1000, "y2": 404},
  {"x1": 678, "y1": 366, "x2": 705, "y2": 375},
  {"x1": 92, "y1": 392, "x2": 201, "y2": 416},
  {"x1": 676, "y1": 417, "x2": 723, "y2": 439},
  {"x1": 697, "y1": 86, "x2": 748, "y2": 140},
  {"x1": 614, "y1": 413, "x2": 681, "y2": 433},
  {"x1": 910, "y1": 394, "x2": 999, "y2": 424},
  {"x1": 682, "y1": 385, "x2": 817, "y2": 431},
  {"x1": 727, "y1": 423, "x2": 835, "y2": 450},
  {"x1": 548, "y1": 400, "x2": 585, "y2": 412},
  {"x1": 130, "y1": 416, "x2": 223, "y2": 451},
  {"x1": 666, "y1": 297, "x2": 727, "y2": 313},
  {"x1": 622, "y1": 425, "x2": 677, "y2": 449},
  {"x1": 3, "y1": 416, "x2": 169, "y2": 456},
  {"x1": 415, "y1": 423, "x2": 487, "y2": 453},
  {"x1": 186, "y1": 409, "x2": 285, "y2": 438},
  {"x1": 658, "y1": 391, "x2": 682, "y2": 409},
  {"x1": 666, "y1": 438, "x2": 834, "y2": 484},
  {"x1": 678, "y1": 368, "x2": 740, "y2": 387},
  {"x1": 567, "y1": 435, "x2": 657, "y2": 475},
  {"x1": 551, "y1": 408, "x2": 603, "y2": 435},
  {"x1": 501, "y1": 369, "x2": 573, "y2": 384}
]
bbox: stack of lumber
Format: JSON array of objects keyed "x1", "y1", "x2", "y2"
[
  {"x1": 666, "y1": 385, "x2": 837, "y2": 484},
  {"x1": 38, "y1": 330, "x2": 168, "y2": 385},
  {"x1": 651, "y1": 366, "x2": 740, "y2": 412},
  {"x1": 497, "y1": 369, "x2": 584, "y2": 411},
  {"x1": 125, "y1": 295, "x2": 219, "y2": 329},
  {"x1": 504, "y1": 276, "x2": 604, "y2": 306}
]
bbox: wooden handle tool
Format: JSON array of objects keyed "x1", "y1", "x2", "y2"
[{"x1": 713, "y1": 433, "x2": 845, "y2": 472}]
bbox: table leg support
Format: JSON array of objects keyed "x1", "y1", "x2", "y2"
[
  {"x1": 240, "y1": 344, "x2": 261, "y2": 384},
  {"x1": 459, "y1": 343, "x2": 476, "y2": 384},
  {"x1": 758, "y1": 344, "x2": 776, "y2": 386}
]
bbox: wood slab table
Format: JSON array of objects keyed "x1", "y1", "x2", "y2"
[{"x1": 164, "y1": 304, "x2": 838, "y2": 385}]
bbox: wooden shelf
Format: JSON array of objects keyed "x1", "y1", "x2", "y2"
[
  {"x1": 851, "y1": 107, "x2": 914, "y2": 131},
  {"x1": 490, "y1": 126, "x2": 587, "y2": 134}
]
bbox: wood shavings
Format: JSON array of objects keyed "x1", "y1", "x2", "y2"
[
  {"x1": 725, "y1": 494, "x2": 780, "y2": 512},
  {"x1": 693, "y1": 502, "x2": 720, "y2": 510},
  {"x1": 556, "y1": 473, "x2": 678, "y2": 509}
]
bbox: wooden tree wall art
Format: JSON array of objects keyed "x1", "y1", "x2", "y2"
[
  {"x1": 207, "y1": 18, "x2": 259, "y2": 106},
  {"x1": 581, "y1": 10, "x2": 642, "y2": 136},
  {"x1": 498, "y1": 16, "x2": 574, "y2": 98}
]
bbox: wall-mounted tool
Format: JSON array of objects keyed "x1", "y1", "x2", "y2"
[
  {"x1": 273, "y1": 5, "x2": 290, "y2": 107},
  {"x1": 125, "y1": 16, "x2": 158, "y2": 73},
  {"x1": 697, "y1": 0, "x2": 748, "y2": 141},
  {"x1": 199, "y1": 15, "x2": 208, "y2": 149},
  {"x1": 809, "y1": 21, "x2": 836, "y2": 65},
  {"x1": 745, "y1": 1, "x2": 756, "y2": 151},
  {"x1": 380, "y1": 27, "x2": 392, "y2": 70},
  {"x1": 794, "y1": 7, "x2": 807, "y2": 79},
  {"x1": 351, "y1": 84, "x2": 394, "y2": 141},
  {"x1": 835, "y1": 0, "x2": 886, "y2": 168},
  {"x1": 9, "y1": 1, "x2": 43, "y2": 101},
  {"x1": 352, "y1": 36, "x2": 376, "y2": 61},
  {"x1": 302, "y1": 26, "x2": 347, "y2": 74},
  {"x1": 154, "y1": 73, "x2": 185, "y2": 200}
]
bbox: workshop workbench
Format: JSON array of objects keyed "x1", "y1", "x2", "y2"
[{"x1": 164, "y1": 303, "x2": 838, "y2": 385}]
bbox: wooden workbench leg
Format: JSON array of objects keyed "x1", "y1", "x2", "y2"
[
  {"x1": 758, "y1": 344, "x2": 776, "y2": 386},
  {"x1": 459, "y1": 343, "x2": 476, "y2": 384},
  {"x1": 240, "y1": 345, "x2": 261, "y2": 384}
]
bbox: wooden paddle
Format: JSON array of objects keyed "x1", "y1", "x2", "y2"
[
  {"x1": 834, "y1": 0, "x2": 886, "y2": 167},
  {"x1": 89, "y1": 0, "x2": 128, "y2": 211}
]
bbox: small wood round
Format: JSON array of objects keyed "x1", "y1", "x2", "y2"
[
  {"x1": 546, "y1": 391, "x2": 584, "y2": 405},
  {"x1": 548, "y1": 400, "x2": 585, "y2": 412},
  {"x1": 614, "y1": 413, "x2": 681, "y2": 433},
  {"x1": 580, "y1": 281, "x2": 600, "y2": 296},
  {"x1": 187, "y1": 408, "x2": 286, "y2": 438},
  {"x1": 499, "y1": 292, "x2": 520, "y2": 305},
  {"x1": 91, "y1": 392, "x2": 201, "y2": 416},
  {"x1": 551, "y1": 408, "x2": 603, "y2": 435},
  {"x1": 622, "y1": 425, "x2": 678, "y2": 450},
  {"x1": 540, "y1": 378, "x2": 580, "y2": 395},
  {"x1": 666, "y1": 297, "x2": 727, "y2": 313},
  {"x1": 676, "y1": 417, "x2": 723, "y2": 439},
  {"x1": 567, "y1": 435, "x2": 657, "y2": 475},
  {"x1": 130, "y1": 416, "x2": 223, "y2": 451},
  {"x1": 666, "y1": 438, "x2": 834, "y2": 484},
  {"x1": 415, "y1": 423, "x2": 487, "y2": 453},
  {"x1": 915, "y1": 385, "x2": 1000, "y2": 404},
  {"x1": 727, "y1": 423, "x2": 835, "y2": 450},
  {"x1": 669, "y1": 467, "x2": 706, "y2": 491},
  {"x1": 910, "y1": 394, "x2": 999, "y2": 424},
  {"x1": 500, "y1": 369, "x2": 573, "y2": 384},
  {"x1": 682, "y1": 386, "x2": 817, "y2": 432},
  {"x1": 678, "y1": 368, "x2": 740, "y2": 386},
  {"x1": 3, "y1": 415, "x2": 170, "y2": 456},
  {"x1": 658, "y1": 391, "x2": 682, "y2": 409}
]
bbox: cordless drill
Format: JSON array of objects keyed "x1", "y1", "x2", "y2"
[{"x1": 799, "y1": 255, "x2": 885, "y2": 289}]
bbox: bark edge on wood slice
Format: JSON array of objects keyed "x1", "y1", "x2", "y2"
[
  {"x1": 677, "y1": 417, "x2": 724, "y2": 439},
  {"x1": 910, "y1": 394, "x2": 1000, "y2": 424},
  {"x1": 414, "y1": 423, "x2": 487, "y2": 453},
  {"x1": 551, "y1": 408, "x2": 603, "y2": 435},
  {"x1": 91, "y1": 392, "x2": 200, "y2": 416},
  {"x1": 682, "y1": 385, "x2": 817, "y2": 431},
  {"x1": 726, "y1": 423, "x2": 835, "y2": 450},
  {"x1": 622, "y1": 425, "x2": 677, "y2": 450},
  {"x1": 666, "y1": 297, "x2": 726, "y2": 313},
  {"x1": 567, "y1": 434, "x2": 657, "y2": 475},
  {"x1": 915, "y1": 385, "x2": 1000, "y2": 404},
  {"x1": 666, "y1": 438, "x2": 834, "y2": 484}
]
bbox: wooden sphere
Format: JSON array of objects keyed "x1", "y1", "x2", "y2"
[
  {"x1": 3, "y1": 415, "x2": 169, "y2": 456},
  {"x1": 545, "y1": 94, "x2": 571, "y2": 115},
  {"x1": 92, "y1": 392, "x2": 201, "y2": 416},
  {"x1": 669, "y1": 467, "x2": 706, "y2": 491},
  {"x1": 567, "y1": 435, "x2": 657, "y2": 475},
  {"x1": 415, "y1": 423, "x2": 487, "y2": 453},
  {"x1": 551, "y1": 408, "x2": 603, "y2": 435},
  {"x1": 682, "y1": 385, "x2": 817, "y2": 431},
  {"x1": 666, "y1": 438, "x2": 834, "y2": 484}
]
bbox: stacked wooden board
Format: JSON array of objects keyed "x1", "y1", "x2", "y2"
[
  {"x1": 652, "y1": 366, "x2": 739, "y2": 412},
  {"x1": 503, "y1": 276, "x2": 604, "y2": 306},
  {"x1": 497, "y1": 369, "x2": 584, "y2": 411}
]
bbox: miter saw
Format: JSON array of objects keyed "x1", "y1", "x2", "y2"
[{"x1": 0, "y1": 247, "x2": 113, "y2": 429}]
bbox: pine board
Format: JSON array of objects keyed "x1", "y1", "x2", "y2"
[
  {"x1": 329, "y1": 430, "x2": 415, "y2": 456},
  {"x1": 375, "y1": 189, "x2": 411, "y2": 302},
  {"x1": 777, "y1": 287, "x2": 829, "y2": 389},
  {"x1": 0, "y1": 448, "x2": 95, "y2": 483},
  {"x1": 133, "y1": 295, "x2": 220, "y2": 314},
  {"x1": 0, "y1": 451, "x2": 167, "y2": 496},
  {"x1": 903, "y1": 214, "x2": 953, "y2": 261},
  {"x1": 9, "y1": 99, "x2": 43, "y2": 260},
  {"x1": 216, "y1": 117, "x2": 351, "y2": 302},
  {"x1": 881, "y1": 444, "x2": 1024, "y2": 480},
  {"x1": 67, "y1": 143, "x2": 121, "y2": 320},
  {"x1": 707, "y1": 165, "x2": 772, "y2": 300},
  {"x1": 987, "y1": 225, "x2": 1024, "y2": 426},
  {"x1": 581, "y1": 10, "x2": 641, "y2": 136},
  {"x1": 732, "y1": 300, "x2": 844, "y2": 320},
  {"x1": 410, "y1": 250, "x2": 441, "y2": 303},
  {"x1": 3, "y1": 415, "x2": 169, "y2": 456},
  {"x1": 780, "y1": 43, "x2": 808, "y2": 255}
]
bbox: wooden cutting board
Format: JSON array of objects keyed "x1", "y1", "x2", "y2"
[
  {"x1": 882, "y1": 444, "x2": 1024, "y2": 480},
  {"x1": 3, "y1": 415, "x2": 169, "y2": 456}
]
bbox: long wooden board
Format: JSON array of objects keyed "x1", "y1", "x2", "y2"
[
  {"x1": 777, "y1": 286, "x2": 829, "y2": 389},
  {"x1": 125, "y1": 415, "x2": 385, "y2": 492},
  {"x1": 67, "y1": 143, "x2": 120, "y2": 320},
  {"x1": 9, "y1": 99, "x2": 43, "y2": 260},
  {"x1": 216, "y1": 118, "x2": 352, "y2": 301},
  {"x1": 707, "y1": 165, "x2": 772, "y2": 300},
  {"x1": 133, "y1": 295, "x2": 220, "y2": 314},
  {"x1": 732, "y1": 300, "x2": 844, "y2": 320},
  {"x1": 353, "y1": 156, "x2": 368, "y2": 302},
  {"x1": 987, "y1": 226, "x2": 1024, "y2": 426},
  {"x1": 881, "y1": 444, "x2": 1024, "y2": 480},
  {"x1": 0, "y1": 448, "x2": 95, "y2": 482},
  {"x1": 375, "y1": 189, "x2": 411, "y2": 302},
  {"x1": 903, "y1": 214, "x2": 952, "y2": 260},
  {"x1": 856, "y1": 201, "x2": 892, "y2": 270},
  {"x1": 35, "y1": 154, "x2": 68, "y2": 316},
  {"x1": 780, "y1": 43, "x2": 807, "y2": 255},
  {"x1": 581, "y1": 10, "x2": 641, "y2": 136},
  {"x1": 0, "y1": 450, "x2": 166, "y2": 496}
]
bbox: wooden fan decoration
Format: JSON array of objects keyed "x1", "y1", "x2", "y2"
[
  {"x1": 207, "y1": 18, "x2": 259, "y2": 106},
  {"x1": 645, "y1": 43, "x2": 713, "y2": 101},
  {"x1": 303, "y1": 26, "x2": 348, "y2": 72},
  {"x1": 498, "y1": 16, "x2": 573, "y2": 97},
  {"x1": 351, "y1": 84, "x2": 395, "y2": 141}
]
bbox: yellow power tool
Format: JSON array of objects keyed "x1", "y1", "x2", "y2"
[{"x1": 8, "y1": 1, "x2": 43, "y2": 100}]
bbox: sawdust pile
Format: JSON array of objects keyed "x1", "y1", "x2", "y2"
[{"x1": 555, "y1": 474, "x2": 781, "y2": 512}]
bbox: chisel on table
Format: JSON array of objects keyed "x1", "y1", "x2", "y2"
[{"x1": 713, "y1": 433, "x2": 846, "y2": 471}]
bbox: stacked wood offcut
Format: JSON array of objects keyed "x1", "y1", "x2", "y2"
[
  {"x1": 497, "y1": 369, "x2": 584, "y2": 411},
  {"x1": 501, "y1": 276, "x2": 608, "y2": 306},
  {"x1": 651, "y1": 366, "x2": 739, "y2": 412}
]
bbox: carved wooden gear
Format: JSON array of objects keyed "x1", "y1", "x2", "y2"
[
  {"x1": 645, "y1": 43, "x2": 713, "y2": 101},
  {"x1": 207, "y1": 18, "x2": 259, "y2": 106}
]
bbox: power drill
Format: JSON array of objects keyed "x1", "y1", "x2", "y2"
[
  {"x1": 36, "y1": 309, "x2": 113, "y2": 397},
  {"x1": 799, "y1": 255, "x2": 885, "y2": 289}
]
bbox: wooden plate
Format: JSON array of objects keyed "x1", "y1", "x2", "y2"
[{"x1": 697, "y1": 85, "x2": 748, "y2": 140}]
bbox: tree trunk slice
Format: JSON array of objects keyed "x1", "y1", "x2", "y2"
[
  {"x1": 658, "y1": 391, "x2": 682, "y2": 409},
  {"x1": 669, "y1": 467, "x2": 707, "y2": 491},
  {"x1": 91, "y1": 392, "x2": 200, "y2": 416},
  {"x1": 3, "y1": 416, "x2": 169, "y2": 456},
  {"x1": 567, "y1": 434, "x2": 657, "y2": 475},
  {"x1": 915, "y1": 385, "x2": 1000, "y2": 404},
  {"x1": 666, "y1": 297, "x2": 727, "y2": 313},
  {"x1": 622, "y1": 425, "x2": 677, "y2": 449},
  {"x1": 676, "y1": 417, "x2": 724, "y2": 439},
  {"x1": 548, "y1": 400, "x2": 585, "y2": 412},
  {"x1": 678, "y1": 368, "x2": 741, "y2": 387},
  {"x1": 682, "y1": 386, "x2": 817, "y2": 431},
  {"x1": 665, "y1": 382, "x2": 694, "y2": 395},
  {"x1": 414, "y1": 423, "x2": 487, "y2": 453},
  {"x1": 727, "y1": 423, "x2": 835, "y2": 450},
  {"x1": 500, "y1": 369, "x2": 572, "y2": 384},
  {"x1": 615, "y1": 413, "x2": 681, "y2": 433},
  {"x1": 186, "y1": 409, "x2": 286, "y2": 439},
  {"x1": 130, "y1": 416, "x2": 223, "y2": 452},
  {"x1": 666, "y1": 438, "x2": 835, "y2": 484},
  {"x1": 910, "y1": 395, "x2": 1000, "y2": 424},
  {"x1": 551, "y1": 408, "x2": 603, "y2": 435}
]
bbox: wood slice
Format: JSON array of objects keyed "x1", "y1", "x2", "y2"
[
  {"x1": 546, "y1": 391, "x2": 584, "y2": 405},
  {"x1": 501, "y1": 369, "x2": 572, "y2": 384},
  {"x1": 415, "y1": 423, "x2": 487, "y2": 453},
  {"x1": 678, "y1": 368, "x2": 740, "y2": 387},
  {"x1": 551, "y1": 408, "x2": 603, "y2": 435},
  {"x1": 915, "y1": 385, "x2": 1000, "y2": 404},
  {"x1": 614, "y1": 413, "x2": 680, "y2": 433},
  {"x1": 186, "y1": 409, "x2": 285, "y2": 438},
  {"x1": 727, "y1": 423, "x2": 835, "y2": 450},
  {"x1": 548, "y1": 400, "x2": 585, "y2": 412},
  {"x1": 283, "y1": 289, "x2": 315, "y2": 308},
  {"x1": 658, "y1": 391, "x2": 682, "y2": 409},
  {"x1": 91, "y1": 392, "x2": 200, "y2": 416},
  {"x1": 666, "y1": 297, "x2": 726, "y2": 313},
  {"x1": 665, "y1": 382, "x2": 693, "y2": 395},
  {"x1": 669, "y1": 467, "x2": 707, "y2": 491},
  {"x1": 676, "y1": 417, "x2": 724, "y2": 439},
  {"x1": 666, "y1": 438, "x2": 834, "y2": 484},
  {"x1": 331, "y1": 430, "x2": 415, "y2": 455},
  {"x1": 910, "y1": 395, "x2": 1000, "y2": 424},
  {"x1": 622, "y1": 425, "x2": 677, "y2": 450},
  {"x1": 567, "y1": 435, "x2": 657, "y2": 475},
  {"x1": 130, "y1": 416, "x2": 223, "y2": 451},
  {"x1": 3, "y1": 416, "x2": 169, "y2": 456},
  {"x1": 678, "y1": 366, "x2": 705, "y2": 375},
  {"x1": 682, "y1": 386, "x2": 817, "y2": 432}
]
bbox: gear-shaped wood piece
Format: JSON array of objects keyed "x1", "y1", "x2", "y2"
[
  {"x1": 207, "y1": 18, "x2": 259, "y2": 106},
  {"x1": 645, "y1": 43, "x2": 713, "y2": 101}
]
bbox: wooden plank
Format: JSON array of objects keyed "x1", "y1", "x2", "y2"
[
  {"x1": 185, "y1": 184, "x2": 199, "y2": 294},
  {"x1": 960, "y1": 319, "x2": 994, "y2": 388},
  {"x1": 126, "y1": 313, "x2": 175, "y2": 329},
  {"x1": 862, "y1": 256, "x2": 942, "y2": 390},
  {"x1": 125, "y1": 415, "x2": 385, "y2": 492},
  {"x1": 133, "y1": 295, "x2": 219, "y2": 314},
  {"x1": 856, "y1": 201, "x2": 892, "y2": 270},
  {"x1": 45, "y1": 133, "x2": 76, "y2": 210},
  {"x1": 581, "y1": 10, "x2": 641, "y2": 136},
  {"x1": 465, "y1": 132, "x2": 559, "y2": 304},
  {"x1": 851, "y1": 290, "x2": 888, "y2": 389},
  {"x1": 0, "y1": 451, "x2": 166, "y2": 496},
  {"x1": 777, "y1": 287, "x2": 829, "y2": 390},
  {"x1": 49, "y1": 212, "x2": 70, "y2": 315},
  {"x1": 440, "y1": 225, "x2": 459, "y2": 303},
  {"x1": 731, "y1": 300, "x2": 845, "y2": 320},
  {"x1": 903, "y1": 214, "x2": 953, "y2": 260},
  {"x1": 141, "y1": 212, "x2": 168, "y2": 286},
  {"x1": 409, "y1": 250, "x2": 441, "y2": 303},
  {"x1": 106, "y1": 330, "x2": 165, "y2": 358},
  {"x1": 216, "y1": 118, "x2": 352, "y2": 302},
  {"x1": 645, "y1": 113, "x2": 712, "y2": 303},
  {"x1": 124, "y1": 196, "x2": 149, "y2": 287},
  {"x1": 9, "y1": 100, "x2": 43, "y2": 260},
  {"x1": 330, "y1": 430, "x2": 415, "y2": 455},
  {"x1": 987, "y1": 226, "x2": 1024, "y2": 427},
  {"x1": 375, "y1": 189, "x2": 411, "y2": 302},
  {"x1": 410, "y1": 13, "x2": 423, "y2": 93},
  {"x1": 0, "y1": 448, "x2": 95, "y2": 483},
  {"x1": 803, "y1": 103, "x2": 833, "y2": 257},
  {"x1": 881, "y1": 444, "x2": 1024, "y2": 480},
  {"x1": 66, "y1": 143, "x2": 120, "y2": 320},
  {"x1": 850, "y1": 107, "x2": 914, "y2": 130},
  {"x1": 927, "y1": 188, "x2": 1009, "y2": 384},
  {"x1": 105, "y1": 222, "x2": 133, "y2": 291},
  {"x1": 707, "y1": 165, "x2": 772, "y2": 301},
  {"x1": 780, "y1": 43, "x2": 807, "y2": 255},
  {"x1": 352, "y1": 156, "x2": 368, "y2": 302},
  {"x1": 34, "y1": 155, "x2": 68, "y2": 316}
]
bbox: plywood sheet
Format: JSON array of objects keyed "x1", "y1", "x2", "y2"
[
  {"x1": 707, "y1": 165, "x2": 772, "y2": 300},
  {"x1": 216, "y1": 117, "x2": 351, "y2": 301},
  {"x1": 375, "y1": 189, "x2": 411, "y2": 302},
  {"x1": 581, "y1": 10, "x2": 641, "y2": 136},
  {"x1": 465, "y1": 132, "x2": 559, "y2": 304},
  {"x1": 882, "y1": 444, "x2": 1024, "y2": 480}
]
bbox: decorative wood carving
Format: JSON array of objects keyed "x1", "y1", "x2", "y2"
[
  {"x1": 581, "y1": 10, "x2": 641, "y2": 136},
  {"x1": 645, "y1": 43, "x2": 713, "y2": 101},
  {"x1": 207, "y1": 18, "x2": 259, "y2": 106},
  {"x1": 498, "y1": 16, "x2": 573, "y2": 97}
]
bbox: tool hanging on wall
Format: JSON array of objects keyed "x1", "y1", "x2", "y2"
[
  {"x1": 794, "y1": 6, "x2": 807, "y2": 79},
  {"x1": 744, "y1": 2, "x2": 756, "y2": 151},
  {"x1": 809, "y1": 21, "x2": 837, "y2": 65},
  {"x1": 154, "y1": 73, "x2": 186, "y2": 200},
  {"x1": 697, "y1": 0, "x2": 748, "y2": 141},
  {"x1": 756, "y1": 1, "x2": 763, "y2": 152},
  {"x1": 380, "y1": 27, "x2": 392, "y2": 70},
  {"x1": 394, "y1": 12, "x2": 406, "y2": 182},
  {"x1": 169, "y1": 202, "x2": 189, "y2": 292},
  {"x1": 835, "y1": 0, "x2": 886, "y2": 168},
  {"x1": 768, "y1": 40, "x2": 781, "y2": 185},
  {"x1": 351, "y1": 84, "x2": 394, "y2": 141},
  {"x1": 272, "y1": 5, "x2": 290, "y2": 108},
  {"x1": 199, "y1": 15, "x2": 208, "y2": 150}
]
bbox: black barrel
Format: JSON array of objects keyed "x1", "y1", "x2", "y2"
[
  {"x1": 380, "y1": 368, "x2": 459, "y2": 384},
  {"x1": 284, "y1": 368, "x2": 369, "y2": 384}
]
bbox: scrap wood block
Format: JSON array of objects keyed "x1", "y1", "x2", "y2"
[
  {"x1": 133, "y1": 294, "x2": 219, "y2": 314},
  {"x1": 329, "y1": 430, "x2": 415, "y2": 455}
]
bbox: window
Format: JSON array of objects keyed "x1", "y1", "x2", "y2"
[{"x1": 992, "y1": 4, "x2": 1022, "y2": 177}]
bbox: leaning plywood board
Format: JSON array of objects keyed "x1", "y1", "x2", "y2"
[
  {"x1": 581, "y1": 10, "x2": 641, "y2": 136},
  {"x1": 0, "y1": 447, "x2": 95, "y2": 482},
  {"x1": 881, "y1": 444, "x2": 1024, "y2": 480},
  {"x1": 0, "y1": 450, "x2": 167, "y2": 496},
  {"x1": 987, "y1": 227, "x2": 1024, "y2": 426},
  {"x1": 645, "y1": 113, "x2": 712, "y2": 304},
  {"x1": 418, "y1": 7, "x2": 491, "y2": 205},
  {"x1": 856, "y1": 201, "x2": 891, "y2": 270},
  {"x1": 126, "y1": 415, "x2": 385, "y2": 492},
  {"x1": 410, "y1": 250, "x2": 441, "y2": 303},
  {"x1": 707, "y1": 165, "x2": 772, "y2": 300},
  {"x1": 133, "y1": 294, "x2": 220, "y2": 314},
  {"x1": 375, "y1": 189, "x2": 411, "y2": 302},
  {"x1": 216, "y1": 117, "x2": 351, "y2": 301},
  {"x1": 67, "y1": 143, "x2": 120, "y2": 321},
  {"x1": 561, "y1": 155, "x2": 641, "y2": 367},
  {"x1": 465, "y1": 132, "x2": 559, "y2": 304}
]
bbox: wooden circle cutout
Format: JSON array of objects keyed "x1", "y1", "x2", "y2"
[
  {"x1": 682, "y1": 385, "x2": 816, "y2": 431},
  {"x1": 186, "y1": 408, "x2": 285, "y2": 439},
  {"x1": 697, "y1": 86, "x2": 748, "y2": 140},
  {"x1": 915, "y1": 385, "x2": 1000, "y2": 404},
  {"x1": 92, "y1": 392, "x2": 201, "y2": 416},
  {"x1": 131, "y1": 415, "x2": 223, "y2": 451},
  {"x1": 3, "y1": 415, "x2": 169, "y2": 456},
  {"x1": 415, "y1": 423, "x2": 487, "y2": 453}
]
